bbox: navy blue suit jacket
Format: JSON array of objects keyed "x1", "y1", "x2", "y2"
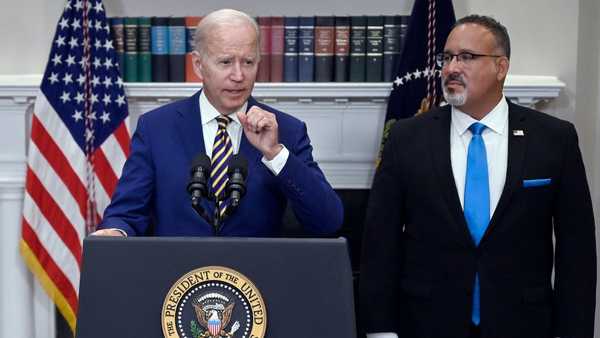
[{"x1": 99, "y1": 90, "x2": 343, "y2": 236}]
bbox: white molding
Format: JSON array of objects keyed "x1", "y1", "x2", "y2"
[
  {"x1": 0, "y1": 74, "x2": 564, "y2": 102},
  {"x1": 0, "y1": 74, "x2": 565, "y2": 189}
]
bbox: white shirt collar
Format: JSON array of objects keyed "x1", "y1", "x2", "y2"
[
  {"x1": 199, "y1": 90, "x2": 246, "y2": 126},
  {"x1": 451, "y1": 95, "x2": 508, "y2": 136}
]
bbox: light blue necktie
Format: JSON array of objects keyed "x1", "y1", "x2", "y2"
[{"x1": 464, "y1": 122, "x2": 490, "y2": 325}]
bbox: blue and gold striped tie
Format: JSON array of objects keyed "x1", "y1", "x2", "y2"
[{"x1": 210, "y1": 115, "x2": 233, "y2": 217}]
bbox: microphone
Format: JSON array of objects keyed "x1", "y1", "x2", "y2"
[
  {"x1": 226, "y1": 154, "x2": 248, "y2": 210},
  {"x1": 187, "y1": 153, "x2": 211, "y2": 220}
]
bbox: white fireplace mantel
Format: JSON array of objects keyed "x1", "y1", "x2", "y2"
[{"x1": 0, "y1": 74, "x2": 564, "y2": 189}]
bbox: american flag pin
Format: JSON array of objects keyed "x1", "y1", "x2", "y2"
[{"x1": 513, "y1": 130, "x2": 525, "y2": 136}]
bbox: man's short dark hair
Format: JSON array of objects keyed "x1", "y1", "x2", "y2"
[{"x1": 454, "y1": 14, "x2": 511, "y2": 59}]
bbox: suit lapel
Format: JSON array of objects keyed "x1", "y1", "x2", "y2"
[
  {"x1": 175, "y1": 90, "x2": 206, "y2": 160},
  {"x1": 429, "y1": 106, "x2": 474, "y2": 247},
  {"x1": 481, "y1": 100, "x2": 528, "y2": 243}
]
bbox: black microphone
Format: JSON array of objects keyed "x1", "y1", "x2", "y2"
[
  {"x1": 187, "y1": 153, "x2": 211, "y2": 220},
  {"x1": 226, "y1": 154, "x2": 248, "y2": 210}
]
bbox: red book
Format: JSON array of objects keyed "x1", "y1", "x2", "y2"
[
  {"x1": 270, "y1": 17, "x2": 284, "y2": 82},
  {"x1": 257, "y1": 17, "x2": 272, "y2": 82},
  {"x1": 185, "y1": 16, "x2": 203, "y2": 82}
]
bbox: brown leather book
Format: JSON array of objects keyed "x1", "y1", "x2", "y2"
[
  {"x1": 257, "y1": 17, "x2": 272, "y2": 82},
  {"x1": 270, "y1": 17, "x2": 284, "y2": 82}
]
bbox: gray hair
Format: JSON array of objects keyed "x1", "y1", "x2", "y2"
[
  {"x1": 193, "y1": 9, "x2": 260, "y2": 59},
  {"x1": 454, "y1": 14, "x2": 511, "y2": 59}
]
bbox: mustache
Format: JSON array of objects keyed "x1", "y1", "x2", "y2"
[{"x1": 443, "y1": 73, "x2": 466, "y2": 86}]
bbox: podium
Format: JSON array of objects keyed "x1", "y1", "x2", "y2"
[{"x1": 75, "y1": 236, "x2": 357, "y2": 338}]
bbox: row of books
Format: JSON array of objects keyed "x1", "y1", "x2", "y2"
[{"x1": 109, "y1": 15, "x2": 410, "y2": 83}]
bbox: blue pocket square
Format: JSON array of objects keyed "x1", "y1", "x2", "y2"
[{"x1": 523, "y1": 178, "x2": 552, "y2": 188}]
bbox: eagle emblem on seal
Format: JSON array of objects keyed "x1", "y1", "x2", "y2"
[{"x1": 191, "y1": 293, "x2": 240, "y2": 338}]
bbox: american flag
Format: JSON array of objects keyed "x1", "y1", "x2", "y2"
[{"x1": 19, "y1": 0, "x2": 130, "y2": 333}]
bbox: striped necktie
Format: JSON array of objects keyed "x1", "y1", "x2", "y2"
[
  {"x1": 210, "y1": 115, "x2": 233, "y2": 217},
  {"x1": 464, "y1": 122, "x2": 490, "y2": 325}
]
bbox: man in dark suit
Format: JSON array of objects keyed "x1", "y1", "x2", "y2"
[
  {"x1": 93, "y1": 9, "x2": 343, "y2": 236},
  {"x1": 360, "y1": 15, "x2": 596, "y2": 338}
]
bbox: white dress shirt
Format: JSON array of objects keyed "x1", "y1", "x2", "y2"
[
  {"x1": 366, "y1": 97, "x2": 509, "y2": 338},
  {"x1": 199, "y1": 91, "x2": 289, "y2": 175}
]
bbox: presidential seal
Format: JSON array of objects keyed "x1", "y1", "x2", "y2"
[{"x1": 161, "y1": 266, "x2": 267, "y2": 338}]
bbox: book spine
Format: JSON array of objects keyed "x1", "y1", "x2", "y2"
[
  {"x1": 138, "y1": 17, "x2": 152, "y2": 82},
  {"x1": 349, "y1": 16, "x2": 366, "y2": 82},
  {"x1": 283, "y1": 17, "x2": 299, "y2": 82},
  {"x1": 185, "y1": 16, "x2": 202, "y2": 82},
  {"x1": 334, "y1": 16, "x2": 350, "y2": 82},
  {"x1": 383, "y1": 15, "x2": 401, "y2": 82},
  {"x1": 257, "y1": 17, "x2": 272, "y2": 82},
  {"x1": 270, "y1": 17, "x2": 284, "y2": 82},
  {"x1": 168, "y1": 17, "x2": 186, "y2": 82},
  {"x1": 314, "y1": 16, "x2": 335, "y2": 82},
  {"x1": 124, "y1": 17, "x2": 139, "y2": 82},
  {"x1": 298, "y1": 16, "x2": 315, "y2": 82},
  {"x1": 151, "y1": 17, "x2": 170, "y2": 82},
  {"x1": 399, "y1": 15, "x2": 410, "y2": 56},
  {"x1": 110, "y1": 17, "x2": 126, "y2": 79},
  {"x1": 366, "y1": 16, "x2": 384, "y2": 82}
]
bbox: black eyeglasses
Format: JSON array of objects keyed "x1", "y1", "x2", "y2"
[{"x1": 435, "y1": 52, "x2": 504, "y2": 67}]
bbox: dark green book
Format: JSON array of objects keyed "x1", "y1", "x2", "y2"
[
  {"x1": 349, "y1": 16, "x2": 366, "y2": 82},
  {"x1": 366, "y1": 16, "x2": 384, "y2": 82},
  {"x1": 124, "y1": 17, "x2": 139, "y2": 82},
  {"x1": 138, "y1": 17, "x2": 152, "y2": 82}
]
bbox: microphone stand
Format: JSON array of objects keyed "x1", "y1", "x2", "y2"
[{"x1": 212, "y1": 198, "x2": 223, "y2": 235}]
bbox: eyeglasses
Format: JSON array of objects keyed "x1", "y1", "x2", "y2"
[{"x1": 435, "y1": 52, "x2": 504, "y2": 67}]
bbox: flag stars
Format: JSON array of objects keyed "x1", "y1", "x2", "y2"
[
  {"x1": 75, "y1": 92, "x2": 84, "y2": 104},
  {"x1": 48, "y1": 72, "x2": 60, "y2": 84},
  {"x1": 62, "y1": 73, "x2": 73, "y2": 85},
  {"x1": 103, "y1": 24, "x2": 110, "y2": 34},
  {"x1": 102, "y1": 94, "x2": 112, "y2": 105},
  {"x1": 103, "y1": 39, "x2": 114, "y2": 52},
  {"x1": 55, "y1": 35, "x2": 66, "y2": 47},
  {"x1": 65, "y1": 54, "x2": 76, "y2": 67},
  {"x1": 77, "y1": 74, "x2": 86, "y2": 86},
  {"x1": 93, "y1": 1, "x2": 104, "y2": 13},
  {"x1": 93, "y1": 57, "x2": 102, "y2": 68},
  {"x1": 103, "y1": 58, "x2": 114, "y2": 70},
  {"x1": 58, "y1": 18, "x2": 69, "y2": 30},
  {"x1": 89, "y1": 111, "x2": 97, "y2": 120},
  {"x1": 60, "y1": 91, "x2": 71, "y2": 103},
  {"x1": 68, "y1": 36, "x2": 79, "y2": 49},
  {"x1": 79, "y1": 56, "x2": 89, "y2": 70},
  {"x1": 115, "y1": 76, "x2": 124, "y2": 88},
  {"x1": 403, "y1": 72, "x2": 412, "y2": 81},
  {"x1": 91, "y1": 76, "x2": 100, "y2": 87},
  {"x1": 91, "y1": 93, "x2": 99, "y2": 104},
  {"x1": 393, "y1": 76, "x2": 404, "y2": 87},
  {"x1": 413, "y1": 69, "x2": 422, "y2": 79},
  {"x1": 64, "y1": 1, "x2": 72, "y2": 10},
  {"x1": 94, "y1": 20, "x2": 103, "y2": 31},
  {"x1": 51, "y1": 54, "x2": 62, "y2": 66},
  {"x1": 422, "y1": 68, "x2": 431, "y2": 78},
  {"x1": 71, "y1": 18, "x2": 81, "y2": 31},
  {"x1": 94, "y1": 40, "x2": 103, "y2": 49},
  {"x1": 100, "y1": 111, "x2": 111, "y2": 124},
  {"x1": 73, "y1": 0, "x2": 83, "y2": 11},
  {"x1": 115, "y1": 95, "x2": 126, "y2": 107},
  {"x1": 103, "y1": 76, "x2": 113, "y2": 88},
  {"x1": 72, "y1": 110, "x2": 83, "y2": 122}
]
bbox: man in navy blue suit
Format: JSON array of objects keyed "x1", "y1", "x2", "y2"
[{"x1": 94, "y1": 9, "x2": 343, "y2": 237}]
